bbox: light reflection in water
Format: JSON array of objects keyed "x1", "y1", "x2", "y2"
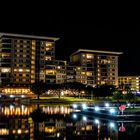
[
  {"x1": 0, "y1": 104, "x2": 139, "y2": 140},
  {"x1": 42, "y1": 106, "x2": 73, "y2": 115}
]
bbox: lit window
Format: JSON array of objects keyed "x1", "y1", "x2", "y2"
[
  {"x1": 86, "y1": 54, "x2": 93, "y2": 59},
  {"x1": 46, "y1": 42, "x2": 52, "y2": 47},
  {"x1": 19, "y1": 69, "x2": 23, "y2": 72},
  {"x1": 86, "y1": 72, "x2": 92, "y2": 76},
  {"x1": 45, "y1": 56, "x2": 52, "y2": 60},
  {"x1": 1, "y1": 68, "x2": 11, "y2": 73}
]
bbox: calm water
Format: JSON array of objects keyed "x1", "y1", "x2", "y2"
[{"x1": 0, "y1": 103, "x2": 140, "y2": 140}]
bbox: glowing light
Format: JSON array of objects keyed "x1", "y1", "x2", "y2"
[
  {"x1": 127, "y1": 103, "x2": 131, "y2": 107},
  {"x1": 73, "y1": 114, "x2": 77, "y2": 119},
  {"x1": 57, "y1": 66, "x2": 61, "y2": 69},
  {"x1": 105, "y1": 103, "x2": 109, "y2": 107},
  {"x1": 21, "y1": 95, "x2": 25, "y2": 98},
  {"x1": 110, "y1": 108, "x2": 116, "y2": 114},
  {"x1": 17, "y1": 129, "x2": 22, "y2": 134},
  {"x1": 83, "y1": 116, "x2": 87, "y2": 121},
  {"x1": 95, "y1": 119, "x2": 100, "y2": 124},
  {"x1": 82, "y1": 103, "x2": 87, "y2": 110},
  {"x1": 72, "y1": 104, "x2": 78, "y2": 109},
  {"x1": 57, "y1": 133, "x2": 60, "y2": 137},
  {"x1": 109, "y1": 122, "x2": 115, "y2": 128},
  {"x1": 94, "y1": 106, "x2": 100, "y2": 111},
  {"x1": 10, "y1": 95, "x2": 15, "y2": 98}
]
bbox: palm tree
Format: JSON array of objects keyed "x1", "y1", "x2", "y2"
[{"x1": 30, "y1": 81, "x2": 47, "y2": 99}]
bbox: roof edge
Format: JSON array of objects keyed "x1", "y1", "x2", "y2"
[
  {"x1": 0, "y1": 32, "x2": 59, "y2": 41},
  {"x1": 71, "y1": 49, "x2": 123, "y2": 56}
]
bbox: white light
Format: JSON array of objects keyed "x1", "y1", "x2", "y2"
[
  {"x1": 105, "y1": 103, "x2": 109, "y2": 107},
  {"x1": 94, "y1": 106, "x2": 100, "y2": 111},
  {"x1": 83, "y1": 116, "x2": 87, "y2": 121},
  {"x1": 109, "y1": 122, "x2": 115, "y2": 128},
  {"x1": 10, "y1": 95, "x2": 15, "y2": 98},
  {"x1": 127, "y1": 103, "x2": 131, "y2": 107},
  {"x1": 82, "y1": 103, "x2": 87, "y2": 110},
  {"x1": 61, "y1": 91, "x2": 64, "y2": 96},
  {"x1": 73, "y1": 104, "x2": 78, "y2": 109},
  {"x1": 73, "y1": 114, "x2": 77, "y2": 119},
  {"x1": 95, "y1": 119, "x2": 100, "y2": 124},
  {"x1": 10, "y1": 105, "x2": 14, "y2": 109},
  {"x1": 21, "y1": 95, "x2": 25, "y2": 98},
  {"x1": 110, "y1": 108, "x2": 116, "y2": 114},
  {"x1": 57, "y1": 133, "x2": 60, "y2": 137}
]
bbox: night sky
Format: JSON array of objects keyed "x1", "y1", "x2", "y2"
[{"x1": 0, "y1": 13, "x2": 139, "y2": 76}]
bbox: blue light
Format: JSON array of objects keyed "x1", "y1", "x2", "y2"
[
  {"x1": 109, "y1": 122, "x2": 115, "y2": 128},
  {"x1": 105, "y1": 103, "x2": 109, "y2": 107},
  {"x1": 73, "y1": 114, "x2": 77, "y2": 119},
  {"x1": 94, "y1": 106, "x2": 100, "y2": 111},
  {"x1": 94, "y1": 119, "x2": 100, "y2": 124},
  {"x1": 83, "y1": 116, "x2": 87, "y2": 121},
  {"x1": 72, "y1": 104, "x2": 78, "y2": 109},
  {"x1": 109, "y1": 108, "x2": 116, "y2": 114},
  {"x1": 82, "y1": 103, "x2": 87, "y2": 110}
]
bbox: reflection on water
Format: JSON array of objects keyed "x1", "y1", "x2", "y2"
[{"x1": 0, "y1": 104, "x2": 140, "y2": 140}]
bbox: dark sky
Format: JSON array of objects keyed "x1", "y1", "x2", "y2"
[{"x1": 0, "y1": 9, "x2": 139, "y2": 76}]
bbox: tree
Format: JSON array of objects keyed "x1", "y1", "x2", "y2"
[
  {"x1": 95, "y1": 84, "x2": 116, "y2": 98},
  {"x1": 30, "y1": 81, "x2": 47, "y2": 99},
  {"x1": 124, "y1": 90, "x2": 135, "y2": 102},
  {"x1": 113, "y1": 91, "x2": 123, "y2": 102}
]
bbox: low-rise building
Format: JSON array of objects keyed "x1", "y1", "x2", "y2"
[{"x1": 118, "y1": 76, "x2": 140, "y2": 92}]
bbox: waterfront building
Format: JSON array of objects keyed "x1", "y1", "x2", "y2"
[
  {"x1": 70, "y1": 49, "x2": 122, "y2": 86},
  {"x1": 118, "y1": 76, "x2": 140, "y2": 92},
  {"x1": 0, "y1": 33, "x2": 59, "y2": 86}
]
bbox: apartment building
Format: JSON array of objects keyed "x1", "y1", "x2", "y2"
[
  {"x1": 70, "y1": 49, "x2": 122, "y2": 86},
  {"x1": 118, "y1": 76, "x2": 140, "y2": 92},
  {"x1": 0, "y1": 33, "x2": 59, "y2": 86}
]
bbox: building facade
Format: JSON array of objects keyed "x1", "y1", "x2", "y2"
[
  {"x1": 0, "y1": 33, "x2": 123, "y2": 95},
  {"x1": 0, "y1": 33, "x2": 59, "y2": 86},
  {"x1": 70, "y1": 49, "x2": 122, "y2": 86},
  {"x1": 118, "y1": 76, "x2": 140, "y2": 92}
]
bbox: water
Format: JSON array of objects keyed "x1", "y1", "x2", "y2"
[{"x1": 0, "y1": 104, "x2": 140, "y2": 140}]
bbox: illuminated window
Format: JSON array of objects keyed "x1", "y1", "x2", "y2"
[
  {"x1": 86, "y1": 72, "x2": 92, "y2": 76},
  {"x1": 1, "y1": 68, "x2": 11, "y2": 73},
  {"x1": 19, "y1": 69, "x2": 23, "y2": 72},
  {"x1": 46, "y1": 70, "x2": 55, "y2": 75},
  {"x1": 81, "y1": 72, "x2": 85, "y2": 75},
  {"x1": 86, "y1": 54, "x2": 93, "y2": 59},
  {"x1": 46, "y1": 42, "x2": 52, "y2": 47},
  {"x1": 45, "y1": 56, "x2": 52, "y2": 60},
  {"x1": 32, "y1": 40, "x2": 36, "y2": 45}
]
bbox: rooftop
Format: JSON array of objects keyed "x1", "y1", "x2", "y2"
[
  {"x1": 71, "y1": 49, "x2": 123, "y2": 56},
  {"x1": 0, "y1": 32, "x2": 59, "y2": 41}
]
